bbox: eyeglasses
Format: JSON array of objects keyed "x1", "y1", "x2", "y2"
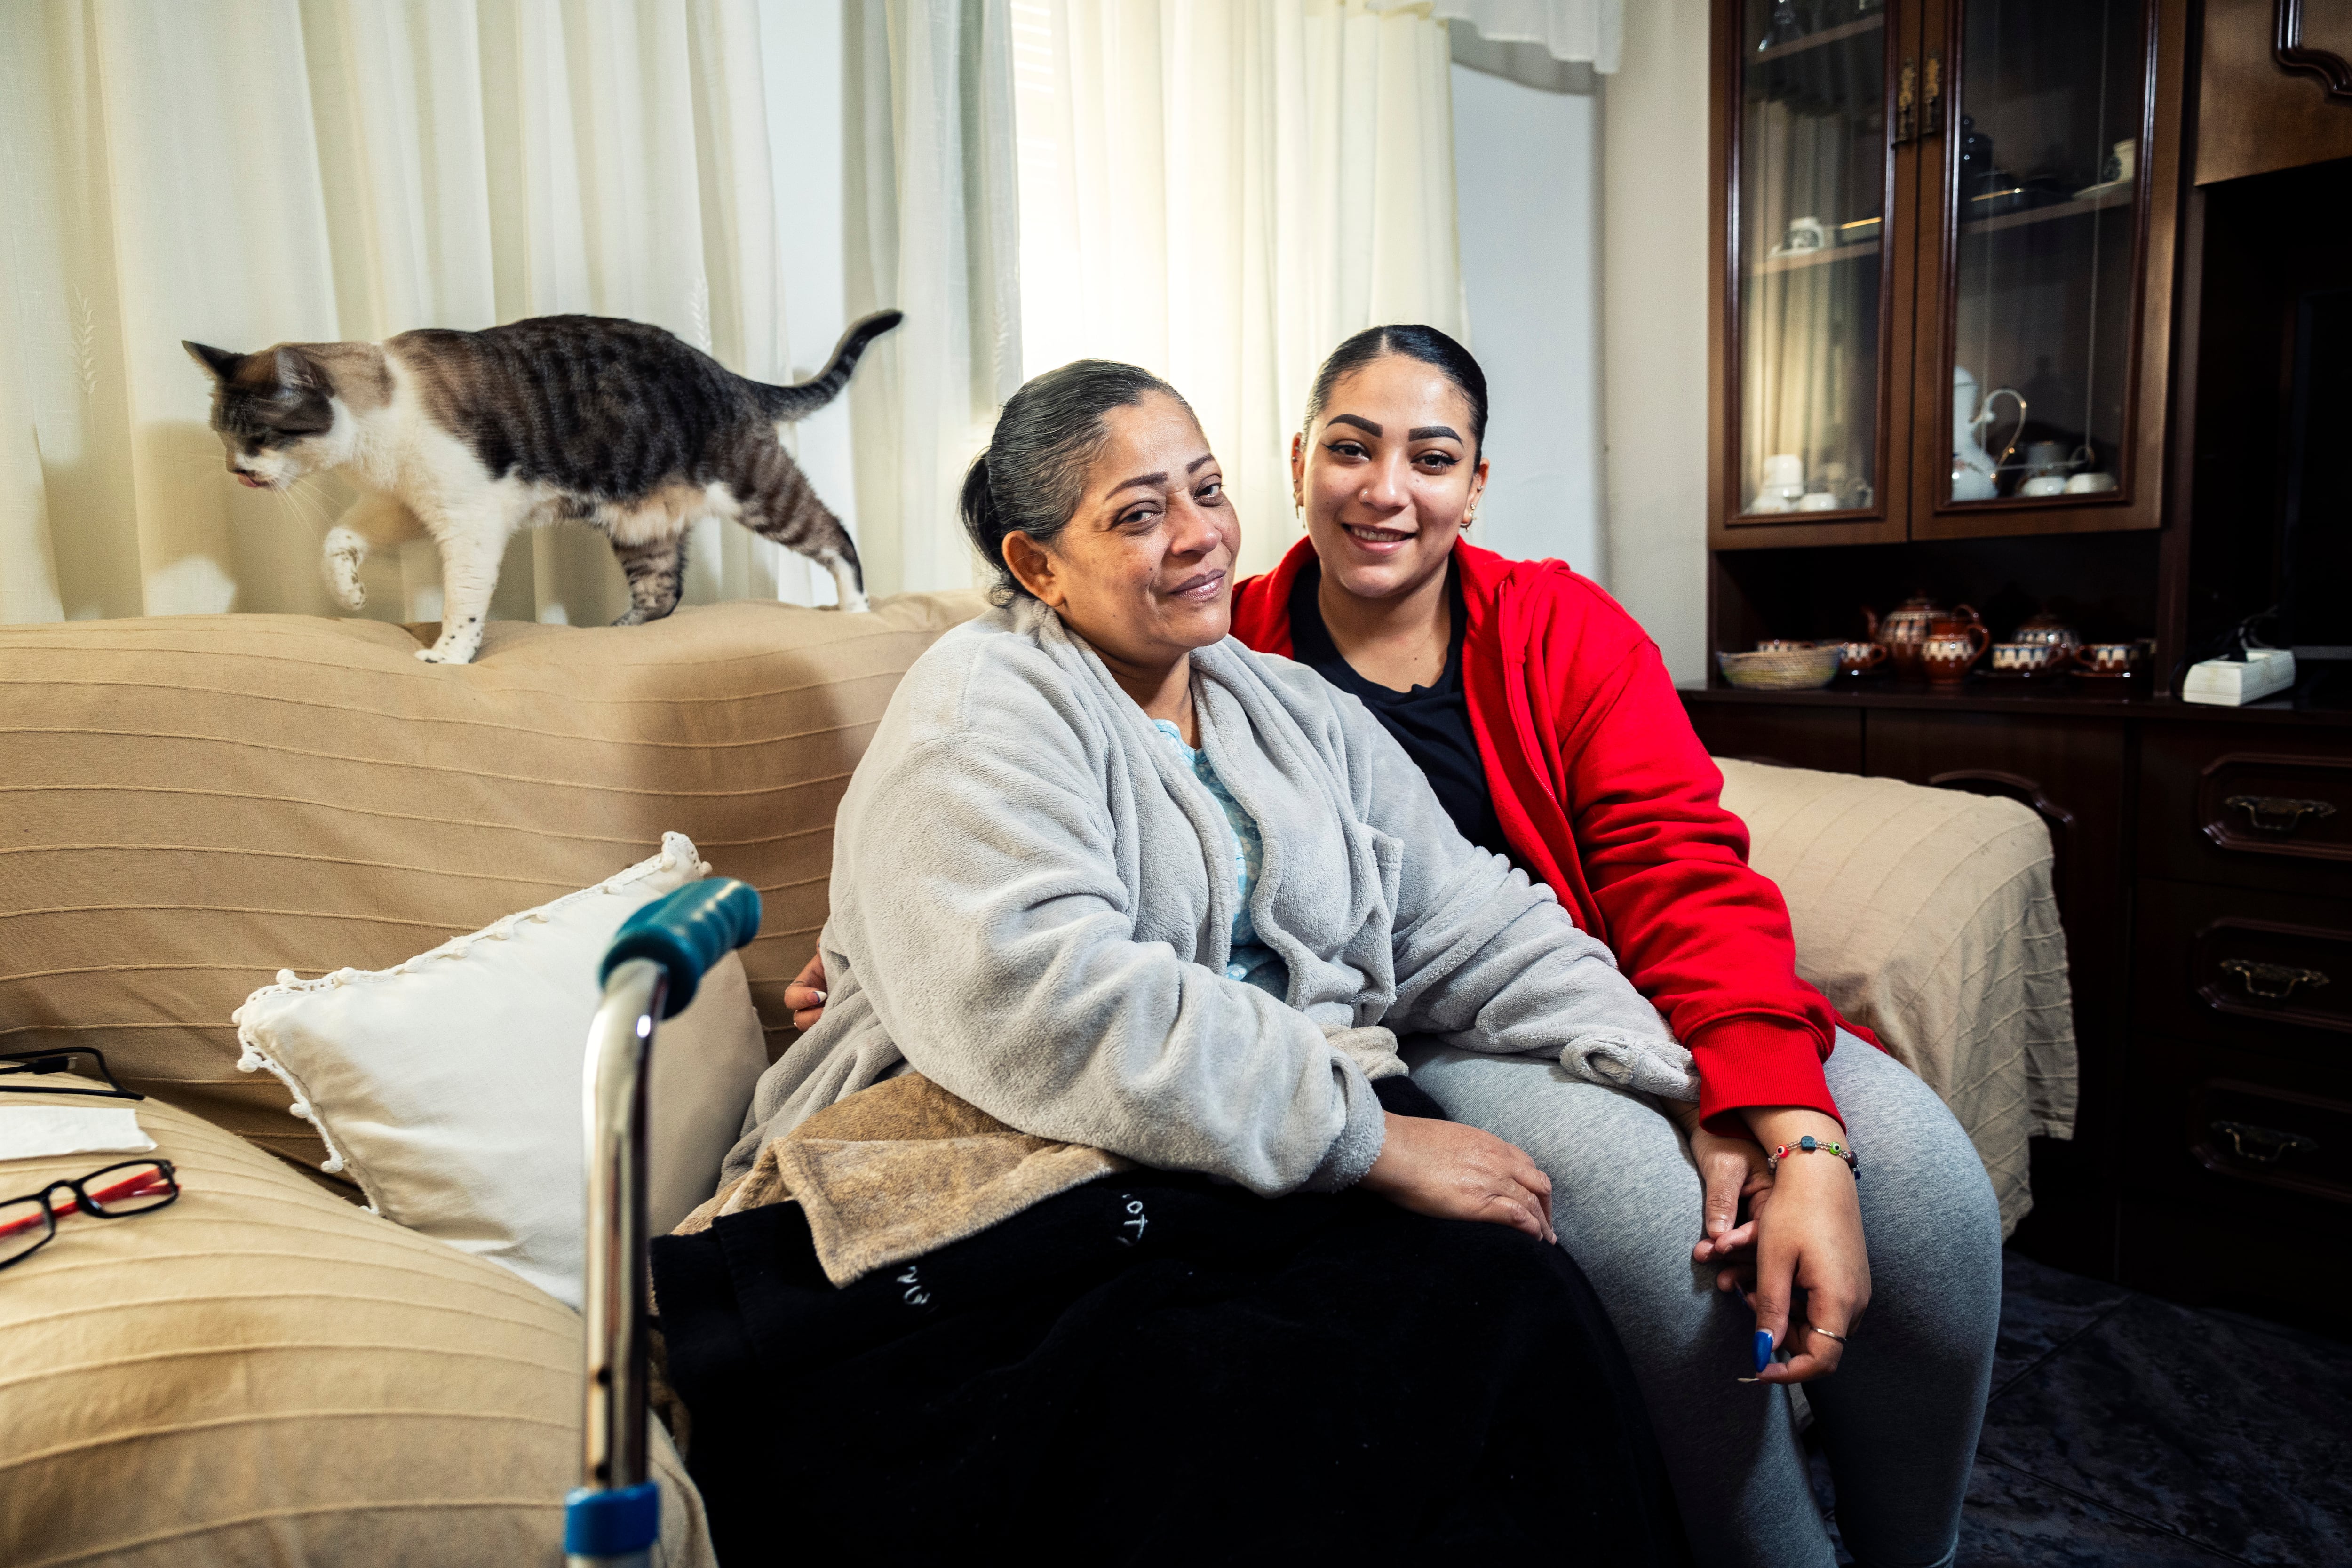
[
  {"x1": 0, "y1": 1161, "x2": 181, "y2": 1272},
  {"x1": 0, "y1": 1047, "x2": 144, "y2": 1101}
]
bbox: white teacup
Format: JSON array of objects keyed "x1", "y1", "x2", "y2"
[
  {"x1": 1783, "y1": 217, "x2": 1828, "y2": 253},
  {"x1": 2065, "y1": 471, "x2": 2118, "y2": 493},
  {"x1": 1796, "y1": 491, "x2": 1839, "y2": 511},
  {"x1": 2020, "y1": 475, "x2": 2069, "y2": 498},
  {"x1": 1762, "y1": 453, "x2": 1805, "y2": 490}
]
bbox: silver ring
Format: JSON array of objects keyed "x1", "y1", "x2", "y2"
[{"x1": 1806, "y1": 1325, "x2": 1849, "y2": 1345}]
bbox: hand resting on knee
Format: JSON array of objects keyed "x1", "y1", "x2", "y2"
[{"x1": 1359, "y1": 1114, "x2": 1556, "y2": 1244}]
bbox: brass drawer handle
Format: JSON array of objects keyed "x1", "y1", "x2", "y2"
[
  {"x1": 2218, "y1": 958, "x2": 2332, "y2": 1000},
  {"x1": 2210, "y1": 1120, "x2": 2319, "y2": 1166},
  {"x1": 2224, "y1": 794, "x2": 2338, "y2": 835}
]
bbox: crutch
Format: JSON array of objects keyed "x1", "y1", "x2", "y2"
[{"x1": 565, "y1": 878, "x2": 763, "y2": 1568}]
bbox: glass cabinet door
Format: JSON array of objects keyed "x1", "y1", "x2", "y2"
[
  {"x1": 1732, "y1": 0, "x2": 1895, "y2": 522},
  {"x1": 1936, "y1": 0, "x2": 2151, "y2": 509}
]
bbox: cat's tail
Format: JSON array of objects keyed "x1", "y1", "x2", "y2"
[{"x1": 761, "y1": 310, "x2": 905, "y2": 421}]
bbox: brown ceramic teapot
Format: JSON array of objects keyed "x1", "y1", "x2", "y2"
[{"x1": 1867, "y1": 594, "x2": 1984, "y2": 677}]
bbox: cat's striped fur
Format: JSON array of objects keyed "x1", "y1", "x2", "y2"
[{"x1": 186, "y1": 310, "x2": 900, "y2": 663}]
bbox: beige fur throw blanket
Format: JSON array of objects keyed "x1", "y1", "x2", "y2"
[
  {"x1": 677, "y1": 1024, "x2": 1408, "y2": 1288},
  {"x1": 675, "y1": 1071, "x2": 1128, "y2": 1288}
]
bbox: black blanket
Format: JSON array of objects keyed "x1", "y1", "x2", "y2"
[{"x1": 653, "y1": 1084, "x2": 1691, "y2": 1563}]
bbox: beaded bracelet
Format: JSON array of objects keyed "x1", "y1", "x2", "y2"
[{"x1": 1768, "y1": 1134, "x2": 1859, "y2": 1180}]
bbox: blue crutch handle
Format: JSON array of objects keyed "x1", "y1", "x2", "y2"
[
  {"x1": 564, "y1": 1481, "x2": 661, "y2": 1556},
  {"x1": 598, "y1": 878, "x2": 763, "y2": 1018}
]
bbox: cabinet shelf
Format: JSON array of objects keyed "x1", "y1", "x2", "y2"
[
  {"x1": 1959, "y1": 185, "x2": 2135, "y2": 236},
  {"x1": 1752, "y1": 12, "x2": 1886, "y2": 63},
  {"x1": 1752, "y1": 240, "x2": 1882, "y2": 275}
]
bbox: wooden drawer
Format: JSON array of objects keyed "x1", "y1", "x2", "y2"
[
  {"x1": 2138, "y1": 724, "x2": 2352, "y2": 896},
  {"x1": 2123, "y1": 1033, "x2": 2352, "y2": 1209},
  {"x1": 2116, "y1": 1032, "x2": 2352, "y2": 1330},
  {"x1": 2134, "y1": 876, "x2": 2352, "y2": 1054}
]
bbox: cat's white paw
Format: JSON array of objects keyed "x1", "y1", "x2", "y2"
[
  {"x1": 414, "y1": 642, "x2": 477, "y2": 665},
  {"x1": 331, "y1": 574, "x2": 367, "y2": 612},
  {"x1": 840, "y1": 592, "x2": 871, "y2": 613}
]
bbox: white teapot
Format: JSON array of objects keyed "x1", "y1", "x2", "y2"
[{"x1": 1951, "y1": 366, "x2": 2023, "y2": 502}]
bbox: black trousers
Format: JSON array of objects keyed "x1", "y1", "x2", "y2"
[{"x1": 653, "y1": 1076, "x2": 1691, "y2": 1565}]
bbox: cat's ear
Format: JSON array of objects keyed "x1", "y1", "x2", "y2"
[
  {"x1": 183, "y1": 341, "x2": 244, "y2": 382},
  {"x1": 268, "y1": 345, "x2": 323, "y2": 390}
]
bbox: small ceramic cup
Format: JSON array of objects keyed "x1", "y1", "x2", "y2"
[
  {"x1": 1796, "y1": 491, "x2": 1840, "y2": 511},
  {"x1": 1990, "y1": 641, "x2": 2058, "y2": 675},
  {"x1": 2065, "y1": 471, "x2": 2118, "y2": 494},
  {"x1": 2019, "y1": 475, "x2": 2069, "y2": 498},
  {"x1": 1762, "y1": 454, "x2": 1805, "y2": 491},
  {"x1": 1838, "y1": 641, "x2": 1889, "y2": 676},
  {"x1": 1782, "y1": 217, "x2": 1828, "y2": 254},
  {"x1": 2074, "y1": 641, "x2": 2145, "y2": 676}
]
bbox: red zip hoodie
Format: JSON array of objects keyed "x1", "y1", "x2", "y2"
[{"x1": 1231, "y1": 536, "x2": 1864, "y2": 1130}]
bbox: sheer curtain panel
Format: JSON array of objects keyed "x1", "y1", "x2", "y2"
[
  {"x1": 1011, "y1": 0, "x2": 1464, "y2": 578},
  {"x1": 0, "y1": 0, "x2": 866, "y2": 627}
]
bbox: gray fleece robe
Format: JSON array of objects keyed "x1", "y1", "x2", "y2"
[{"x1": 722, "y1": 597, "x2": 1698, "y2": 1195}]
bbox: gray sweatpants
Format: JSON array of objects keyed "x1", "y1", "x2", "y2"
[{"x1": 1408, "y1": 1030, "x2": 2001, "y2": 1568}]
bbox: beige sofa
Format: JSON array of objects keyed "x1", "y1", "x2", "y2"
[{"x1": 0, "y1": 597, "x2": 2074, "y2": 1564}]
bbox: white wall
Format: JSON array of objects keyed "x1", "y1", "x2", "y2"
[
  {"x1": 758, "y1": 0, "x2": 858, "y2": 605},
  {"x1": 1449, "y1": 63, "x2": 1605, "y2": 583},
  {"x1": 1598, "y1": 0, "x2": 1713, "y2": 683}
]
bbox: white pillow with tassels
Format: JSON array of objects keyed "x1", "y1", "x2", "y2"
[{"x1": 233, "y1": 832, "x2": 768, "y2": 1309}]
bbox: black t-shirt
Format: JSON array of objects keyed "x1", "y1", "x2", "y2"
[{"x1": 1287, "y1": 560, "x2": 1520, "y2": 868}]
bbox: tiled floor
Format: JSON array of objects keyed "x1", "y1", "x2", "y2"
[{"x1": 1808, "y1": 1251, "x2": 2352, "y2": 1566}]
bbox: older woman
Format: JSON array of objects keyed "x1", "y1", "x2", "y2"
[{"x1": 679, "y1": 359, "x2": 1697, "y2": 1560}]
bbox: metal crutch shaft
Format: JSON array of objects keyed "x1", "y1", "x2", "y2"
[{"x1": 566, "y1": 879, "x2": 763, "y2": 1568}]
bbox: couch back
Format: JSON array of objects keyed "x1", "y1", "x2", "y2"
[{"x1": 0, "y1": 595, "x2": 986, "y2": 1177}]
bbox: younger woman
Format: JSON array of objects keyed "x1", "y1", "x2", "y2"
[{"x1": 1225, "y1": 325, "x2": 2002, "y2": 1568}]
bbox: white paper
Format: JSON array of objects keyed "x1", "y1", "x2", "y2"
[{"x1": 0, "y1": 1105, "x2": 158, "y2": 1162}]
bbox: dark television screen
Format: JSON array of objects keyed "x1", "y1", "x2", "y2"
[{"x1": 2284, "y1": 286, "x2": 2352, "y2": 658}]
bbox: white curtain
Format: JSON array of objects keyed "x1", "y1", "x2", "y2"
[
  {"x1": 842, "y1": 0, "x2": 1023, "y2": 597},
  {"x1": 0, "y1": 0, "x2": 873, "y2": 627},
  {"x1": 1011, "y1": 0, "x2": 1464, "y2": 579}
]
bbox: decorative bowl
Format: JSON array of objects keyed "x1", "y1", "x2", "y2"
[{"x1": 1716, "y1": 645, "x2": 1841, "y2": 691}]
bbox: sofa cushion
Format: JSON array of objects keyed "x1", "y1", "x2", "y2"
[
  {"x1": 233, "y1": 832, "x2": 769, "y2": 1306},
  {"x1": 0, "y1": 595, "x2": 986, "y2": 1176},
  {"x1": 0, "y1": 1075, "x2": 714, "y2": 1568}
]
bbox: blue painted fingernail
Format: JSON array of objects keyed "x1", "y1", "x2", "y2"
[{"x1": 1753, "y1": 1330, "x2": 1773, "y2": 1373}]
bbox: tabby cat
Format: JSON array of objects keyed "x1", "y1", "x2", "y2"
[{"x1": 185, "y1": 309, "x2": 900, "y2": 663}]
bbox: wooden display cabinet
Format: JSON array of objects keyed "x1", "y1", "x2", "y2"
[
  {"x1": 1710, "y1": 0, "x2": 2190, "y2": 549},
  {"x1": 1692, "y1": 0, "x2": 2352, "y2": 1337}
]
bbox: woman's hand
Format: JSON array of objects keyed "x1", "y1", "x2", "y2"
[
  {"x1": 1664, "y1": 1100, "x2": 1775, "y2": 1266},
  {"x1": 1359, "y1": 1114, "x2": 1556, "y2": 1244},
  {"x1": 785, "y1": 950, "x2": 828, "y2": 1030},
  {"x1": 1718, "y1": 1107, "x2": 1869, "y2": 1384}
]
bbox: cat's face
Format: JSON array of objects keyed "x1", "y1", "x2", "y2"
[{"x1": 184, "y1": 342, "x2": 342, "y2": 489}]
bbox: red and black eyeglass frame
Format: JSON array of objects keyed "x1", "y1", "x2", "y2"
[
  {"x1": 1, "y1": 1048, "x2": 174, "y2": 1271},
  {"x1": 0, "y1": 1161, "x2": 182, "y2": 1272}
]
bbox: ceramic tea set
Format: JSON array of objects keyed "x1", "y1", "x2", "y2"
[{"x1": 1717, "y1": 593, "x2": 2154, "y2": 691}]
